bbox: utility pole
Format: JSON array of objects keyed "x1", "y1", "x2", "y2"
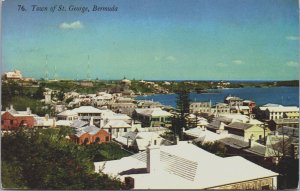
[
  {"x1": 45, "y1": 55, "x2": 49, "y2": 80},
  {"x1": 87, "y1": 55, "x2": 91, "y2": 81}
]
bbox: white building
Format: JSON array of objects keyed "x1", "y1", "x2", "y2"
[
  {"x1": 57, "y1": 110, "x2": 78, "y2": 121},
  {"x1": 189, "y1": 101, "x2": 211, "y2": 114},
  {"x1": 102, "y1": 120, "x2": 131, "y2": 138},
  {"x1": 5, "y1": 70, "x2": 22, "y2": 80},
  {"x1": 94, "y1": 141, "x2": 278, "y2": 189},
  {"x1": 265, "y1": 106, "x2": 299, "y2": 120},
  {"x1": 133, "y1": 108, "x2": 172, "y2": 127},
  {"x1": 34, "y1": 115, "x2": 56, "y2": 128}
]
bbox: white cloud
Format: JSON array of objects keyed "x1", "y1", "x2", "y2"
[
  {"x1": 232, "y1": 60, "x2": 245, "y2": 65},
  {"x1": 59, "y1": 21, "x2": 83, "y2": 29},
  {"x1": 216, "y1": 62, "x2": 227, "y2": 67},
  {"x1": 154, "y1": 56, "x2": 161, "y2": 62},
  {"x1": 286, "y1": 36, "x2": 299, "y2": 41},
  {"x1": 155, "y1": 55, "x2": 177, "y2": 63},
  {"x1": 286, "y1": 61, "x2": 299, "y2": 67},
  {"x1": 165, "y1": 56, "x2": 176, "y2": 62}
]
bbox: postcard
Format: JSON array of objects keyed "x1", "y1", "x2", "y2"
[{"x1": 1, "y1": 0, "x2": 299, "y2": 190}]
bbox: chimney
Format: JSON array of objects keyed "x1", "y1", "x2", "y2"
[
  {"x1": 90, "y1": 117, "x2": 94, "y2": 126},
  {"x1": 248, "y1": 137, "x2": 254, "y2": 148},
  {"x1": 10, "y1": 105, "x2": 13, "y2": 110},
  {"x1": 45, "y1": 114, "x2": 49, "y2": 121},
  {"x1": 5, "y1": 107, "x2": 9, "y2": 111},
  {"x1": 175, "y1": 135, "x2": 180, "y2": 145},
  {"x1": 219, "y1": 122, "x2": 225, "y2": 130},
  {"x1": 26, "y1": 107, "x2": 31, "y2": 115},
  {"x1": 146, "y1": 143, "x2": 160, "y2": 174}
]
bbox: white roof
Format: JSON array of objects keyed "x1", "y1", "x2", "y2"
[
  {"x1": 184, "y1": 128, "x2": 226, "y2": 143},
  {"x1": 259, "y1": 104, "x2": 283, "y2": 111},
  {"x1": 122, "y1": 79, "x2": 131, "y2": 83},
  {"x1": 72, "y1": 106, "x2": 102, "y2": 113},
  {"x1": 249, "y1": 119, "x2": 264, "y2": 125},
  {"x1": 71, "y1": 120, "x2": 88, "y2": 128},
  {"x1": 218, "y1": 113, "x2": 249, "y2": 123},
  {"x1": 114, "y1": 136, "x2": 135, "y2": 146},
  {"x1": 95, "y1": 142, "x2": 278, "y2": 189},
  {"x1": 99, "y1": 109, "x2": 115, "y2": 117},
  {"x1": 136, "y1": 132, "x2": 160, "y2": 140},
  {"x1": 266, "y1": 106, "x2": 299, "y2": 112},
  {"x1": 55, "y1": 120, "x2": 73, "y2": 126},
  {"x1": 135, "y1": 108, "x2": 172, "y2": 117},
  {"x1": 57, "y1": 110, "x2": 77, "y2": 116},
  {"x1": 106, "y1": 113, "x2": 131, "y2": 120},
  {"x1": 103, "y1": 120, "x2": 131, "y2": 128}
]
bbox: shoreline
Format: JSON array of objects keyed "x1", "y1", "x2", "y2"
[{"x1": 134, "y1": 86, "x2": 299, "y2": 97}]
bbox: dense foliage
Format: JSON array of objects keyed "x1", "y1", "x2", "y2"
[
  {"x1": 275, "y1": 80, "x2": 299, "y2": 87},
  {"x1": 194, "y1": 141, "x2": 228, "y2": 157},
  {"x1": 1, "y1": 127, "x2": 129, "y2": 189}
]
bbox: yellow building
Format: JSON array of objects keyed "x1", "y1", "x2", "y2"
[{"x1": 225, "y1": 122, "x2": 270, "y2": 141}]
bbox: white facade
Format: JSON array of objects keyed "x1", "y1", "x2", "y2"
[
  {"x1": 189, "y1": 102, "x2": 211, "y2": 114},
  {"x1": 5, "y1": 70, "x2": 22, "y2": 79},
  {"x1": 266, "y1": 106, "x2": 299, "y2": 120}
]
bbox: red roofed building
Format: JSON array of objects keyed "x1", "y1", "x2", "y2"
[
  {"x1": 1, "y1": 106, "x2": 35, "y2": 130},
  {"x1": 71, "y1": 125, "x2": 111, "y2": 145}
]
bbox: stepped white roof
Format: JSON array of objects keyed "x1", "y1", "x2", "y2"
[{"x1": 94, "y1": 141, "x2": 278, "y2": 189}]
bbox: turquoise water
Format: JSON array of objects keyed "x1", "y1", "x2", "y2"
[{"x1": 136, "y1": 87, "x2": 299, "y2": 107}]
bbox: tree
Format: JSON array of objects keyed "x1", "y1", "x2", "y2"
[
  {"x1": 172, "y1": 82, "x2": 191, "y2": 140},
  {"x1": 33, "y1": 83, "x2": 45, "y2": 99},
  {"x1": 1, "y1": 128, "x2": 126, "y2": 189},
  {"x1": 57, "y1": 89, "x2": 65, "y2": 101},
  {"x1": 194, "y1": 141, "x2": 227, "y2": 157},
  {"x1": 266, "y1": 133, "x2": 299, "y2": 189}
]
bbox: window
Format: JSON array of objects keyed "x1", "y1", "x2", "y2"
[
  {"x1": 105, "y1": 136, "x2": 109, "y2": 142},
  {"x1": 154, "y1": 140, "x2": 157, "y2": 145},
  {"x1": 124, "y1": 128, "x2": 127, "y2": 132},
  {"x1": 117, "y1": 128, "x2": 119, "y2": 132},
  {"x1": 83, "y1": 138, "x2": 89, "y2": 145},
  {"x1": 10, "y1": 120, "x2": 13, "y2": 125},
  {"x1": 261, "y1": 185, "x2": 270, "y2": 190},
  {"x1": 95, "y1": 137, "x2": 100, "y2": 143},
  {"x1": 1, "y1": 120, "x2": 3, "y2": 125},
  {"x1": 109, "y1": 128, "x2": 112, "y2": 133}
]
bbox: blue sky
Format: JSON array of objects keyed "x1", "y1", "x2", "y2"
[{"x1": 2, "y1": 0, "x2": 299, "y2": 80}]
